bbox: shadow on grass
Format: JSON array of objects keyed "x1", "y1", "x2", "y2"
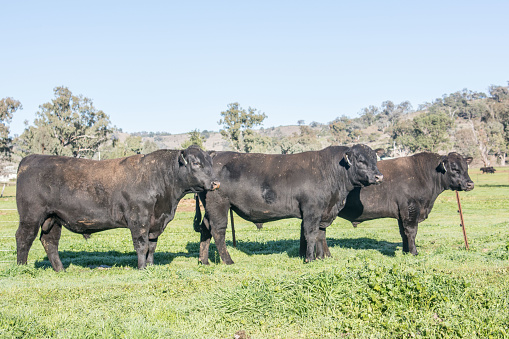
[
  {"x1": 34, "y1": 236, "x2": 400, "y2": 269},
  {"x1": 326, "y1": 237, "x2": 400, "y2": 256},
  {"x1": 34, "y1": 250, "x2": 201, "y2": 270},
  {"x1": 185, "y1": 237, "x2": 400, "y2": 259}
]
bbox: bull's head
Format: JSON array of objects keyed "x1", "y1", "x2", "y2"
[
  {"x1": 179, "y1": 146, "x2": 220, "y2": 192},
  {"x1": 342, "y1": 144, "x2": 383, "y2": 187},
  {"x1": 437, "y1": 153, "x2": 474, "y2": 191}
]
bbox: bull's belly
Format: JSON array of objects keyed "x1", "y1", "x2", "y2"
[
  {"x1": 61, "y1": 218, "x2": 127, "y2": 234},
  {"x1": 232, "y1": 205, "x2": 301, "y2": 223}
]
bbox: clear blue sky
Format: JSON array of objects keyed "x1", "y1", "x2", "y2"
[{"x1": 2, "y1": 1, "x2": 508, "y2": 136}]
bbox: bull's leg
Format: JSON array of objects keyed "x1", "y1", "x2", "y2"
[
  {"x1": 130, "y1": 227, "x2": 150, "y2": 269},
  {"x1": 398, "y1": 219, "x2": 419, "y2": 255},
  {"x1": 299, "y1": 226, "x2": 306, "y2": 258},
  {"x1": 302, "y1": 215, "x2": 321, "y2": 262},
  {"x1": 146, "y1": 236, "x2": 158, "y2": 266},
  {"x1": 316, "y1": 227, "x2": 331, "y2": 259},
  {"x1": 15, "y1": 219, "x2": 40, "y2": 266},
  {"x1": 199, "y1": 217, "x2": 212, "y2": 265},
  {"x1": 210, "y1": 222, "x2": 234, "y2": 265},
  {"x1": 39, "y1": 218, "x2": 64, "y2": 272},
  {"x1": 301, "y1": 225, "x2": 332, "y2": 260},
  {"x1": 398, "y1": 219, "x2": 409, "y2": 252},
  {"x1": 204, "y1": 196, "x2": 233, "y2": 265}
]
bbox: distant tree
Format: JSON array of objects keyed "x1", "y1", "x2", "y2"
[
  {"x1": 275, "y1": 136, "x2": 297, "y2": 154},
  {"x1": 454, "y1": 128, "x2": 479, "y2": 160},
  {"x1": 142, "y1": 140, "x2": 159, "y2": 154},
  {"x1": 412, "y1": 113, "x2": 453, "y2": 152},
  {"x1": 218, "y1": 102, "x2": 266, "y2": 152},
  {"x1": 181, "y1": 129, "x2": 206, "y2": 149},
  {"x1": 243, "y1": 130, "x2": 273, "y2": 153},
  {"x1": 125, "y1": 136, "x2": 143, "y2": 154},
  {"x1": 376, "y1": 100, "x2": 412, "y2": 132},
  {"x1": 275, "y1": 125, "x2": 322, "y2": 154},
  {"x1": 0, "y1": 97, "x2": 22, "y2": 161},
  {"x1": 101, "y1": 135, "x2": 149, "y2": 159},
  {"x1": 17, "y1": 87, "x2": 112, "y2": 158},
  {"x1": 329, "y1": 118, "x2": 348, "y2": 144},
  {"x1": 489, "y1": 85, "x2": 509, "y2": 103},
  {"x1": 390, "y1": 119, "x2": 415, "y2": 156},
  {"x1": 390, "y1": 112, "x2": 452, "y2": 154},
  {"x1": 464, "y1": 85, "x2": 509, "y2": 166},
  {"x1": 297, "y1": 120, "x2": 305, "y2": 126},
  {"x1": 358, "y1": 105, "x2": 379, "y2": 126}
]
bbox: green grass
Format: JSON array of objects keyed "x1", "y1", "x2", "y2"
[{"x1": 0, "y1": 168, "x2": 508, "y2": 338}]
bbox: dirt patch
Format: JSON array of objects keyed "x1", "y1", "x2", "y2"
[{"x1": 177, "y1": 198, "x2": 203, "y2": 213}]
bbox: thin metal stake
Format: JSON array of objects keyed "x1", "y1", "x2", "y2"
[
  {"x1": 230, "y1": 208, "x2": 236, "y2": 248},
  {"x1": 456, "y1": 190, "x2": 469, "y2": 250}
]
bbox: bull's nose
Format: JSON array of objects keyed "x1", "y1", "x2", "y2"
[
  {"x1": 466, "y1": 181, "x2": 474, "y2": 191},
  {"x1": 211, "y1": 181, "x2": 220, "y2": 190},
  {"x1": 374, "y1": 174, "x2": 383, "y2": 183}
]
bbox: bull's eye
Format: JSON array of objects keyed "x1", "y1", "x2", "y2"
[{"x1": 192, "y1": 162, "x2": 201, "y2": 167}]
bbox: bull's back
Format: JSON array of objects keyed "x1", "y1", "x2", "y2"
[
  {"x1": 16, "y1": 154, "x2": 144, "y2": 225},
  {"x1": 212, "y1": 151, "x2": 333, "y2": 221}
]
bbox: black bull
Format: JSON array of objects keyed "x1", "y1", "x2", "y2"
[
  {"x1": 308, "y1": 152, "x2": 473, "y2": 256},
  {"x1": 16, "y1": 146, "x2": 219, "y2": 271},
  {"x1": 195, "y1": 144, "x2": 383, "y2": 264}
]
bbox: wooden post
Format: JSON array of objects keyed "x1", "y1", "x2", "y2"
[
  {"x1": 0, "y1": 183, "x2": 5, "y2": 198},
  {"x1": 455, "y1": 191, "x2": 469, "y2": 250},
  {"x1": 230, "y1": 208, "x2": 236, "y2": 248}
]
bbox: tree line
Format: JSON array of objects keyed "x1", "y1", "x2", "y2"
[
  {"x1": 1, "y1": 83, "x2": 508, "y2": 170},
  {"x1": 213, "y1": 85, "x2": 509, "y2": 166}
]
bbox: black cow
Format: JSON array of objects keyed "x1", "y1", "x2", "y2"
[
  {"x1": 314, "y1": 152, "x2": 474, "y2": 256},
  {"x1": 195, "y1": 144, "x2": 383, "y2": 265},
  {"x1": 16, "y1": 146, "x2": 219, "y2": 271}
]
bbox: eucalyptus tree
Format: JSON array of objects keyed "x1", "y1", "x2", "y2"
[{"x1": 17, "y1": 87, "x2": 112, "y2": 158}]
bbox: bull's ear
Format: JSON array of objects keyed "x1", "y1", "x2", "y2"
[
  {"x1": 465, "y1": 157, "x2": 473, "y2": 165},
  {"x1": 208, "y1": 151, "x2": 217, "y2": 158},
  {"x1": 375, "y1": 148, "x2": 384, "y2": 160},
  {"x1": 436, "y1": 157, "x2": 448, "y2": 174},
  {"x1": 179, "y1": 151, "x2": 188, "y2": 166}
]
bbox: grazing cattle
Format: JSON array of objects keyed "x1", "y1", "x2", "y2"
[
  {"x1": 480, "y1": 166, "x2": 496, "y2": 174},
  {"x1": 314, "y1": 152, "x2": 474, "y2": 256},
  {"x1": 16, "y1": 146, "x2": 219, "y2": 271},
  {"x1": 195, "y1": 144, "x2": 383, "y2": 265}
]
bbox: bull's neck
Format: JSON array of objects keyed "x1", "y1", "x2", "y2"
[
  {"x1": 322, "y1": 147, "x2": 355, "y2": 194},
  {"x1": 418, "y1": 154, "x2": 447, "y2": 202},
  {"x1": 150, "y1": 151, "x2": 188, "y2": 202}
]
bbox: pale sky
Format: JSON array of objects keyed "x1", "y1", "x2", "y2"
[{"x1": 2, "y1": 0, "x2": 508, "y2": 136}]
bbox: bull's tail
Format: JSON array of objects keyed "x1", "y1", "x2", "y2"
[{"x1": 193, "y1": 194, "x2": 202, "y2": 232}]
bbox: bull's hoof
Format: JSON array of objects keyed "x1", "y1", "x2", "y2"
[
  {"x1": 198, "y1": 260, "x2": 210, "y2": 265},
  {"x1": 223, "y1": 259, "x2": 235, "y2": 265}
]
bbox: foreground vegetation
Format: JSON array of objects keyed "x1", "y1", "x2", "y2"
[{"x1": 0, "y1": 169, "x2": 508, "y2": 338}]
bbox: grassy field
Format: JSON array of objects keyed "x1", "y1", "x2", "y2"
[{"x1": 0, "y1": 168, "x2": 508, "y2": 338}]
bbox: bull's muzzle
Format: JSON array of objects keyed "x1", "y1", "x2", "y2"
[
  {"x1": 464, "y1": 181, "x2": 474, "y2": 191},
  {"x1": 374, "y1": 174, "x2": 383, "y2": 184},
  {"x1": 211, "y1": 181, "x2": 221, "y2": 191}
]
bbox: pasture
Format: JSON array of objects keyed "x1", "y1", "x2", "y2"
[{"x1": 0, "y1": 168, "x2": 508, "y2": 338}]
